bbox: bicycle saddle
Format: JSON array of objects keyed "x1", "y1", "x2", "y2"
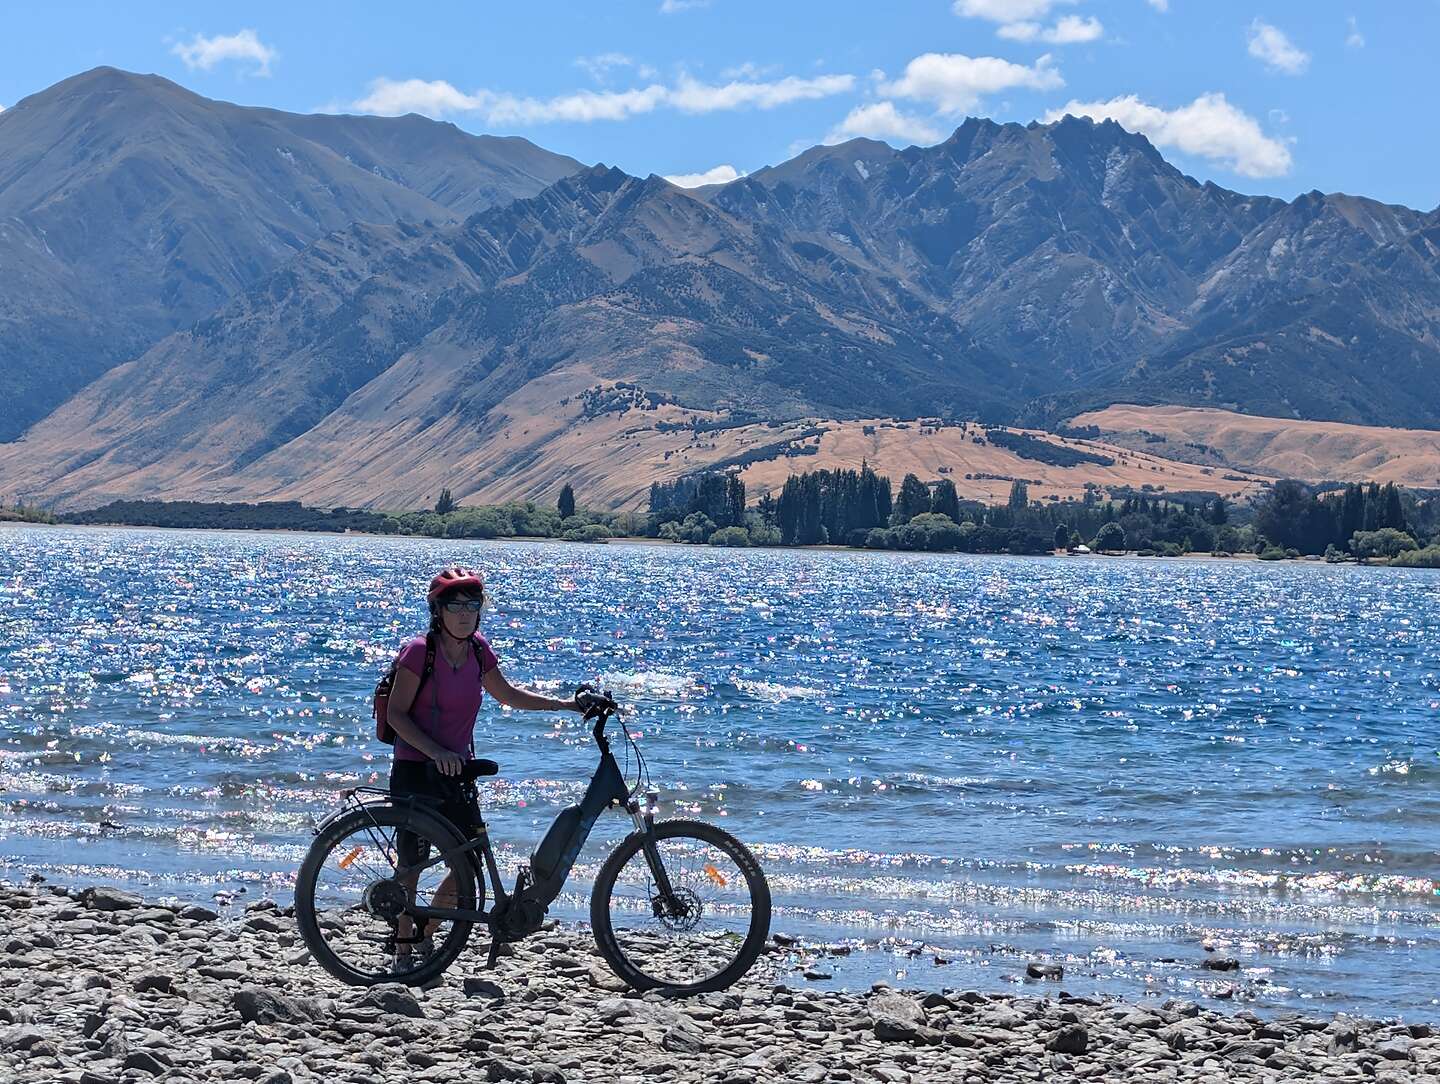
[{"x1": 424, "y1": 759, "x2": 500, "y2": 784}]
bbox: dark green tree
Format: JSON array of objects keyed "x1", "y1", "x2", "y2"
[
  {"x1": 893, "y1": 474, "x2": 931, "y2": 525},
  {"x1": 1008, "y1": 480, "x2": 1029, "y2": 510},
  {"x1": 435, "y1": 487, "x2": 456, "y2": 515},
  {"x1": 930, "y1": 478, "x2": 961, "y2": 522},
  {"x1": 1054, "y1": 523, "x2": 1070, "y2": 551},
  {"x1": 1093, "y1": 522, "x2": 1126, "y2": 553},
  {"x1": 557, "y1": 483, "x2": 576, "y2": 519}
]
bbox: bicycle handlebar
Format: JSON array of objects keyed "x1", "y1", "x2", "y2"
[{"x1": 575, "y1": 683, "x2": 619, "y2": 750}]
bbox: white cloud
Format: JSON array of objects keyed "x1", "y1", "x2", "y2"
[
  {"x1": 353, "y1": 79, "x2": 492, "y2": 117},
  {"x1": 1247, "y1": 20, "x2": 1310, "y2": 75},
  {"x1": 668, "y1": 73, "x2": 854, "y2": 112},
  {"x1": 1045, "y1": 92, "x2": 1293, "y2": 177},
  {"x1": 826, "y1": 102, "x2": 944, "y2": 146},
  {"x1": 575, "y1": 53, "x2": 636, "y2": 83},
  {"x1": 880, "y1": 52, "x2": 1063, "y2": 115},
  {"x1": 171, "y1": 29, "x2": 277, "y2": 76},
  {"x1": 721, "y1": 61, "x2": 780, "y2": 80},
  {"x1": 660, "y1": 0, "x2": 709, "y2": 11},
  {"x1": 1346, "y1": 16, "x2": 1365, "y2": 49},
  {"x1": 954, "y1": 0, "x2": 1099, "y2": 42},
  {"x1": 353, "y1": 72, "x2": 854, "y2": 124},
  {"x1": 997, "y1": 14, "x2": 1103, "y2": 43},
  {"x1": 664, "y1": 164, "x2": 744, "y2": 187},
  {"x1": 953, "y1": 0, "x2": 1066, "y2": 21},
  {"x1": 1147, "y1": 0, "x2": 1169, "y2": 10}
]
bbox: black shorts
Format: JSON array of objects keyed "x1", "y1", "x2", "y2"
[{"x1": 389, "y1": 759, "x2": 483, "y2": 867}]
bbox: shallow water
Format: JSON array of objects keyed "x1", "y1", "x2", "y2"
[{"x1": 2, "y1": 524, "x2": 1438, "y2": 1018}]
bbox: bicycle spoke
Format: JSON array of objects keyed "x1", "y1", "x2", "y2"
[
  {"x1": 300, "y1": 808, "x2": 479, "y2": 984},
  {"x1": 601, "y1": 831, "x2": 758, "y2": 989}
]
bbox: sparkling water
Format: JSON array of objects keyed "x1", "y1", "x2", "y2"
[{"x1": 2, "y1": 524, "x2": 1437, "y2": 1018}]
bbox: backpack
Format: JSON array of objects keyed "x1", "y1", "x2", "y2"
[{"x1": 373, "y1": 633, "x2": 488, "y2": 745}]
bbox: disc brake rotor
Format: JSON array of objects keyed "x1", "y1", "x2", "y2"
[{"x1": 652, "y1": 886, "x2": 704, "y2": 932}]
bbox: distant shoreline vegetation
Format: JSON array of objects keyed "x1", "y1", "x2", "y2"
[{"x1": 36, "y1": 473, "x2": 1440, "y2": 568}]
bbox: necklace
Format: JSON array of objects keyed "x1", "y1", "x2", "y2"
[{"x1": 440, "y1": 639, "x2": 468, "y2": 671}]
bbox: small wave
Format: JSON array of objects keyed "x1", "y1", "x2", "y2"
[
  {"x1": 595, "y1": 670, "x2": 699, "y2": 699},
  {"x1": 731, "y1": 678, "x2": 819, "y2": 702}
]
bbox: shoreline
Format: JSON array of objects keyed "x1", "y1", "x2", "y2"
[
  {"x1": 2, "y1": 520, "x2": 1408, "y2": 567},
  {"x1": 2, "y1": 877, "x2": 1434, "y2": 1083}
]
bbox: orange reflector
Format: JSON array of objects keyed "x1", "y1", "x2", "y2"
[
  {"x1": 703, "y1": 863, "x2": 728, "y2": 887},
  {"x1": 337, "y1": 845, "x2": 364, "y2": 870}
]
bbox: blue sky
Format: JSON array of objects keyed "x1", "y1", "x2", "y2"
[{"x1": 3, "y1": 1, "x2": 1437, "y2": 208}]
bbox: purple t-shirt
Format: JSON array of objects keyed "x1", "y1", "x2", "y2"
[{"x1": 392, "y1": 634, "x2": 500, "y2": 762}]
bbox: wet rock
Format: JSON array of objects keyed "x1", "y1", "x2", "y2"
[
  {"x1": 1025, "y1": 962, "x2": 1063, "y2": 980},
  {"x1": 1201, "y1": 957, "x2": 1240, "y2": 971},
  {"x1": 82, "y1": 887, "x2": 143, "y2": 912},
  {"x1": 178, "y1": 904, "x2": 219, "y2": 922},
  {"x1": 530, "y1": 1066, "x2": 567, "y2": 1084}
]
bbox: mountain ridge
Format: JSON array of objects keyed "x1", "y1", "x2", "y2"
[
  {"x1": 0, "y1": 66, "x2": 583, "y2": 438},
  {"x1": 2, "y1": 69, "x2": 1439, "y2": 510}
]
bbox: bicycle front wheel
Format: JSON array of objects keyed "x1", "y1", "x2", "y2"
[{"x1": 590, "y1": 818, "x2": 771, "y2": 994}]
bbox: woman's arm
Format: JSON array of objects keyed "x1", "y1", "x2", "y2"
[{"x1": 483, "y1": 666, "x2": 582, "y2": 713}]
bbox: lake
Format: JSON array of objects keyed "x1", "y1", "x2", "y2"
[{"x1": 1, "y1": 524, "x2": 1437, "y2": 1019}]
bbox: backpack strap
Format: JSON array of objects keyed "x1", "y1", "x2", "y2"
[
  {"x1": 415, "y1": 632, "x2": 437, "y2": 698},
  {"x1": 469, "y1": 634, "x2": 488, "y2": 682}
]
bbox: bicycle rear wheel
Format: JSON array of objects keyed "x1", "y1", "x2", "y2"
[
  {"x1": 295, "y1": 802, "x2": 482, "y2": 987},
  {"x1": 590, "y1": 818, "x2": 770, "y2": 994}
]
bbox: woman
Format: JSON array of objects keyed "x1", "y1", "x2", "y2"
[{"x1": 386, "y1": 566, "x2": 581, "y2": 960}]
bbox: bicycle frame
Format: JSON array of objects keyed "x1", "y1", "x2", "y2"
[{"x1": 386, "y1": 707, "x2": 678, "y2": 946}]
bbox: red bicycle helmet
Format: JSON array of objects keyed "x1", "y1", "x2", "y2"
[{"x1": 427, "y1": 567, "x2": 485, "y2": 604}]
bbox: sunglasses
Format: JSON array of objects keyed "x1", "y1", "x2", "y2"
[{"x1": 442, "y1": 598, "x2": 485, "y2": 614}]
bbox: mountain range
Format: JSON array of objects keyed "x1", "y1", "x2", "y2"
[{"x1": 1, "y1": 68, "x2": 1438, "y2": 510}]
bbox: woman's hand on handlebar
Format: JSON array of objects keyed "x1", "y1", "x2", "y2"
[
  {"x1": 430, "y1": 749, "x2": 465, "y2": 777},
  {"x1": 573, "y1": 684, "x2": 617, "y2": 716}
]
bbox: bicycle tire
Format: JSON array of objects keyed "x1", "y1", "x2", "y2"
[
  {"x1": 590, "y1": 818, "x2": 771, "y2": 995},
  {"x1": 295, "y1": 802, "x2": 482, "y2": 987}
]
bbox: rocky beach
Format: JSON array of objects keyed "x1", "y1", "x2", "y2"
[{"x1": 0, "y1": 879, "x2": 1435, "y2": 1084}]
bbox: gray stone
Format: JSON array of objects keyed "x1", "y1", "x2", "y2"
[
  {"x1": 121, "y1": 1050, "x2": 170, "y2": 1075},
  {"x1": 233, "y1": 986, "x2": 320, "y2": 1025},
  {"x1": 84, "y1": 887, "x2": 143, "y2": 912},
  {"x1": 0, "y1": 1024, "x2": 48, "y2": 1051},
  {"x1": 358, "y1": 983, "x2": 426, "y2": 1019},
  {"x1": 1047, "y1": 1025, "x2": 1088, "y2": 1055},
  {"x1": 1025, "y1": 962, "x2": 1063, "y2": 980},
  {"x1": 463, "y1": 977, "x2": 506, "y2": 1000},
  {"x1": 132, "y1": 974, "x2": 174, "y2": 995},
  {"x1": 1200, "y1": 957, "x2": 1240, "y2": 971}
]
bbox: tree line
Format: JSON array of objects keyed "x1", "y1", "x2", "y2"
[{"x1": 47, "y1": 473, "x2": 1440, "y2": 568}]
